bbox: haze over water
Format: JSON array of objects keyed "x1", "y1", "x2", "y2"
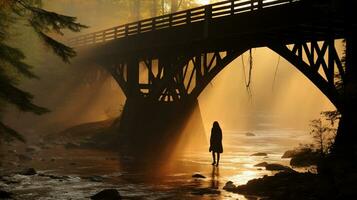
[
  {"x1": 1, "y1": 1, "x2": 341, "y2": 199},
  {"x1": 1, "y1": 128, "x2": 312, "y2": 200}
]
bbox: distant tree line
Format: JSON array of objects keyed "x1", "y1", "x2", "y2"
[{"x1": 114, "y1": 0, "x2": 214, "y2": 20}]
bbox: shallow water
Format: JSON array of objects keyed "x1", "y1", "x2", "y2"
[{"x1": 1, "y1": 129, "x2": 312, "y2": 200}]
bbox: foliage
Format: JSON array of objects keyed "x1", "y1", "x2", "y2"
[
  {"x1": 0, "y1": 0, "x2": 86, "y2": 142},
  {"x1": 321, "y1": 110, "x2": 341, "y2": 126},
  {"x1": 289, "y1": 147, "x2": 320, "y2": 167},
  {"x1": 114, "y1": 0, "x2": 211, "y2": 19},
  {"x1": 334, "y1": 40, "x2": 346, "y2": 94},
  {"x1": 309, "y1": 112, "x2": 338, "y2": 156}
]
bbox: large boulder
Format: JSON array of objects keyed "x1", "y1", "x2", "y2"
[
  {"x1": 234, "y1": 172, "x2": 335, "y2": 199},
  {"x1": 91, "y1": 189, "x2": 121, "y2": 200},
  {"x1": 282, "y1": 150, "x2": 299, "y2": 158},
  {"x1": 290, "y1": 149, "x2": 320, "y2": 167}
]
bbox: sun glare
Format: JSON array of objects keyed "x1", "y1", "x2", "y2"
[{"x1": 195, "y1": 0, "x2": 211, "y2": 5}]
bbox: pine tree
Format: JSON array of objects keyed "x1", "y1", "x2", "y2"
[{"x1": 0, "y1": 0, "x2": 86, "y2": 142}]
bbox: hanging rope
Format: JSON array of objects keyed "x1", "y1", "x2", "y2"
[
  {"x1": 272, "y1": 55, "x2": 281, "y2": 92},
  {"x1": 241, "y1": 55, "x2": 248, "y2": 87},
  {"x1": 241, "y1": 49, "x2": 254, "y2": 99},
  {"x1": 246, "y1": 48, "x2": 253, "y2": 88}
]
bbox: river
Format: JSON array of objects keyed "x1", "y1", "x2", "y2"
[{"x1": 0, "y1": 129, "x2": 312, "y2": 200}]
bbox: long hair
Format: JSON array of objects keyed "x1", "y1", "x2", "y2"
[{"x1": 213, "y1": 121, "x2": 220, "y2": 130}]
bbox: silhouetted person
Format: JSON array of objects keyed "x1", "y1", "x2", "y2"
[{"x1": 209, "y1": 121, "x2": 223, "y2": 166}]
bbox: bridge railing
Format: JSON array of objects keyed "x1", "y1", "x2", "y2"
[{"x1": 68, "y1": 0, "x2": 298, "y2": 47}]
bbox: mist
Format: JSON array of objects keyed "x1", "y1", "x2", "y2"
[
  {"x1": 3, "y1": 0, "x2": 339, "y2": 142},
  {"x1": 198, "y1": 46, "x2": 337, "y2": 134},
  {"x1": 1, "y1": 1, "x2": 352, "y2": 199}
]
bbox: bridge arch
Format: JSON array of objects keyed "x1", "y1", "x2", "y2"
[
  {"x1": 69, "y1": 0, "x2": 357, "y2": 156},
  {"x1": 70, "y1": 0, "x2": 348, "y2": 112},
  {"x1": 102, "y1": 38, "x2": 344, "y2": 114}
]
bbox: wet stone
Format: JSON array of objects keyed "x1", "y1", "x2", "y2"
[
  {"x1": 192, "y1": 173, "x2": 206, "y2": 179},
  {"x1": 246, "y1": 132, "x2": 256, "y2": 136},
  {"x1": 64, "y1": 142, "x2": 80, "y2": 149},
  {"x1": 223, "y1": 181, "x2": 237, "y2": 191},
  {"x1": 0, "y1": 190, "x2": 12, "y2": 199},
  {"x1": 91, "y1": 189, "x2": 121, "y2": 200},
  {"x1": 17, "y1": 154, "x2": 32, "y2": 161},
  {"x1": 254, "y1": 162, "x2": 268, "y2": 167},
  {"x1": 26, "y1": 146, "x2": 41, "y2": 153},
  {"x1": 282, "y1": 150, "x2": 298, "y2": 158},
  {"x1": 191, "y1": 188, "x2": 221, "y2": 195},
  {"x1": 83, "y1": 175, "x2": 105, "y2": 182},
  {"x1": 250, "y1": 152, "x2": 268, "y2": 156},
  {"x1": 265, "y1": 163, "x2": 295, "y2": 172},
  {"x1": 19, "y1": 168, "x2": 37, "y2": 176}
]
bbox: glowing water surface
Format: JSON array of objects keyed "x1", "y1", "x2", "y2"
[{"x1": 1, "y1": 129, "x2": 312, "y2": 200}]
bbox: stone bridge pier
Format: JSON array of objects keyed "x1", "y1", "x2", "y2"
[{"x1": 114, "y1": 97, "x2": 207, "y2": 159}]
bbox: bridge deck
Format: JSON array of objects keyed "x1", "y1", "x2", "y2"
[{"x1": 70, "y1": 0, "x2": 351, "y2": 61}]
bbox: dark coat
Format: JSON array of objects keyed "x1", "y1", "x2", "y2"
[{"x1": 209, "y1": 127, "x2": 223, "y2": 153}]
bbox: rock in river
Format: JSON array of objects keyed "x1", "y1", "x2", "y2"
[
  {"x1": 0, "y1": 190, "x2": 12, "y2": 199},
  {"x1": 254, "y1": 162, "x2": 268, "y2": 167},
  {"x1": 223, "y1": 181, "x2": 237, "y2": 191},
  {"x1": 26, "y1": 145, "x2": 41, "y2": 153},
  {"x1": 192, "y1": 173, "x2": 206, "y2": 179},
  {"x1": 83, "y1": 175, "x2": 105, "y2": 182},
  {"x1": 19, "y1": 168, "x2": 37, "y2": 175},
  {"x1": 246, "y1": 132, "x2": 256, "y2": 136},
  {"x1": 191, "y1": 188, "x2": 221, "y2": 195},
  {"x1": 265, "y1": 163, "x2": 296, "y2": 173},
  {"x1": 282, "y1": 150, "x2": 299, "y2": 158},
  {"x1": 250, "y1": 152, "x2": 268, "y2": 156},
  {"x1": 91, "y1": 189, "x2": 121, "y2": 200},
  {"x1": 64, "y1": 142, "x2": 80, "y2": 149},
  {"x1": 17, "y1": 154, "x2": 32, "y2": 161}
]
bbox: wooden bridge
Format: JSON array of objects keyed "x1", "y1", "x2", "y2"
[
  {"x1": 70, "y1": 0, "x2": 355, "y2": 111},
  {"x1": 69, "y1": 0, "x2": 308, "y2": 47},
  {"x1": 68, "y1": 0, "x2": 357, "y2": 155}
]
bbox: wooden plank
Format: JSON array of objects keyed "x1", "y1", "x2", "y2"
[{"x1": 68, "y1": 0, "x2": 304, "y2": 46}]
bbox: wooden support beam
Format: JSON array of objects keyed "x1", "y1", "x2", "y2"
[
  {"x1": 328, "y1": 39, "x2": 335, "y2": 85},
  {"x1": 195, "y1": 55, "x2": 203, "y2": 83},
  {"x1": 127, "y1": 59, "x2": 140, "y2": 98},
  {"x1": 269, "y1": 43, "x2": 342, "y2": 111}
]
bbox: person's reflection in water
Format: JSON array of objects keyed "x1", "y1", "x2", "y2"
[
  {"x1": 209, "y1": 121, "x2": 223, "y2": 166},
  {"x1": 210, "y1": 166, "x2": 220, "y2": 189}
]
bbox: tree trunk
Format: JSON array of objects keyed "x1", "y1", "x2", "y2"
[{"x1": 332, "y1": 1, "x2": 357, "y2": 158}]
